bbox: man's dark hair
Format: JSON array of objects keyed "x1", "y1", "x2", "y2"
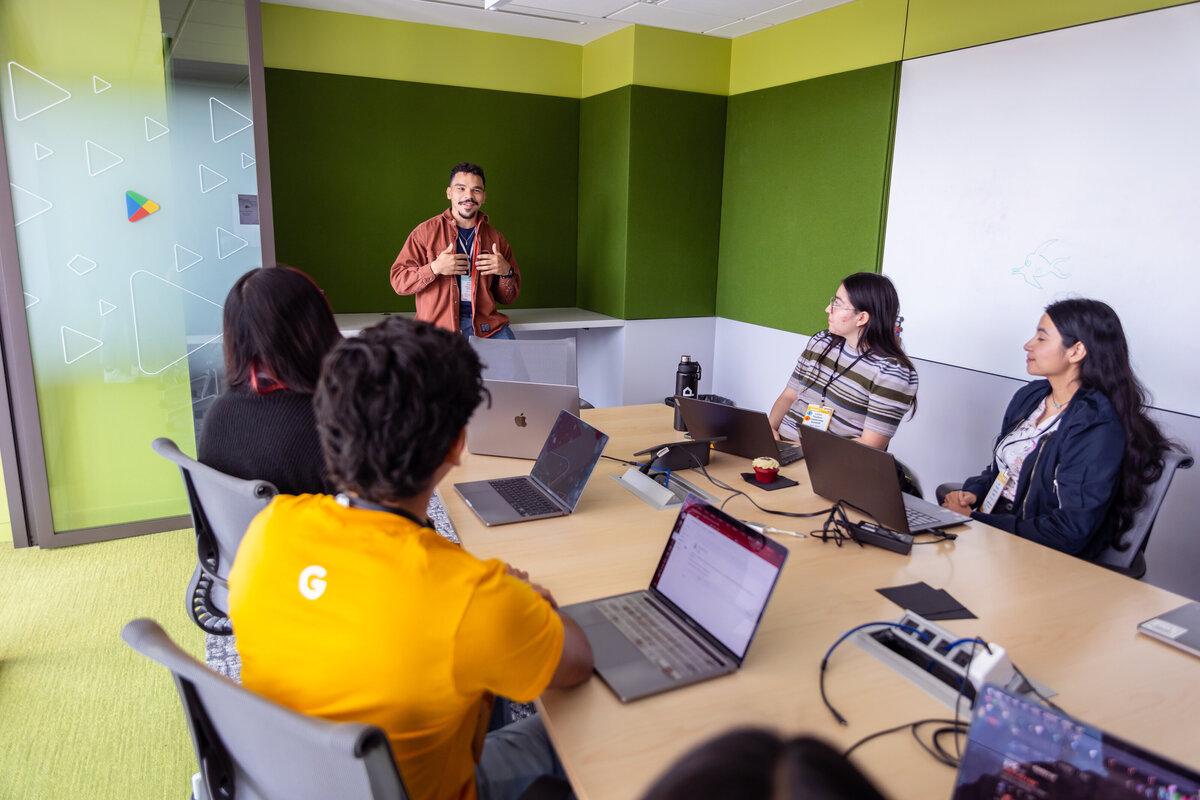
[
  {"x1": 315, "y1": 317, "x2": 486, "y2": 502},
  {"x1": 449, "y1": 161, "x2": 486, "y2": 187},
  {"x1": 222, "y1": 266, "x2": 341, "y2": 394}
]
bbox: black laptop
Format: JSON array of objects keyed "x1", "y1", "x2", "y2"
[
  {"x1": 675, "y1": 396, "x2": 803, "y2": 465},
  {"x1": 799, "y1": 425, "x2": 969, "y2": 534}
]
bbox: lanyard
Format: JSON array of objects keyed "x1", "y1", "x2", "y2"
[
  {"x1": 994, "y1": 405, "x2": 1064, "y2": 476},
  {"x1": 821, "y1": 342, "x2": 865, "y2": 405},
  {"x1": 335, "y1": 492, "x2": 431, "y2": 529}
]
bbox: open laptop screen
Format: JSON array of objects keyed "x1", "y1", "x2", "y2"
[
  {"x1": 650, "y1": 500, "x2": 787, "y2": 660},
  {"x1": 953, "y1": 685, "x2": 1200, "y2": 799},
  {"x1": 530, "y1": 411, "x2": 609, "y2": 511}
]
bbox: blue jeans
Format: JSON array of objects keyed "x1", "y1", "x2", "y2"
[
  {"x1": 461, "y1": 315, "x2": 515, "y2": 340},
  {"x1": 475, "y1": 715, "x2": 571, "y2": 800}
]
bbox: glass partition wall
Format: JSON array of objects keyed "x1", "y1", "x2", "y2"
[{"x1": 0, "y1": 0, "x2": 271, "y2": 546}]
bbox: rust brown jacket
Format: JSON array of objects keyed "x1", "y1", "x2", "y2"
[{"x1": 389, "y1": 209, "x2": 521, "y2": 336}]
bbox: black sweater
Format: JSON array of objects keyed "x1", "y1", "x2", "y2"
[{"x1": 198, "y1": 387, "x2": 331, "y2": 496}]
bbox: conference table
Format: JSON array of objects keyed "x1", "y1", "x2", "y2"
[{"x1": 439, "y1": 403, "x2": 1200, "y2": 800}]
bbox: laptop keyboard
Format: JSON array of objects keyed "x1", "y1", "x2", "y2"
[
  {"x1": 489, "y1": 478, "x2": 559, "y2": 517},
  {"x1": 905, "y1": 505, "x2": 941, "y2": 529},
  {"x1": 595, "y1": 594, "x2": 724, "y2": 681},
  {"x1": 775, "y1": 442, "x2": 803, "y2": 466}
]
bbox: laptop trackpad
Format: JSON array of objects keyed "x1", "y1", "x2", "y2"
[{"x1": 583, "y1": 621, "x2": 677, "y2": 700}]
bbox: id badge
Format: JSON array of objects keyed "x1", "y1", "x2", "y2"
[
  {"x1": 802, "y1": 404, "x2": 834, "y2": 432},
  {"x1": 979, "y1": 472, "x2": 1010, "y2": 514}
]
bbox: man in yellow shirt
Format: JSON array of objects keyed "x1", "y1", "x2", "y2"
[{"x1": 228, "y1": 317, "x2": 594, "y2": 800}]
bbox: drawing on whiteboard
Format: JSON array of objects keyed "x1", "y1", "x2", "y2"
[{"x1": 1013, "y1": 240, "x2": 1070, "y2": 289}]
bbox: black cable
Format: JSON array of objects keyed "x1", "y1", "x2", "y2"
[
  {"x1": 602, "y1": 454, "x2": 640, "y2": 467},
  {"x1": 844, "y1": 717, "x2": 964, "y2": 763},
  {"x1": 1012, "y1": 664, "x2": 1064, "y2": 713},
  {"x1": 671, "y1": 448, "x2": 834, "y2": 520}
]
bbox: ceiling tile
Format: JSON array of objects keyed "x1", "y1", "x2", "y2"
[
  {"x1": 749, "y1": 0, "x2": 855, "y2": 25},
  {"x1": 607, "y1": 3, "x2": 735, "y2": 34},
  {"x1": 701, "y1": 18, "x2": 773, "y2": 37},
  {"x1": 512, "y1": 0, "x2": 632, "y2": 15},
  {"x1": 659, "y1": 0, "x2": 789, "y2": 18}
]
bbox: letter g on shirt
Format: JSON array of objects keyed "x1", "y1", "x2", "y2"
[{"x1": 298, "y1": 565, "x2": 327, "y2": 600}]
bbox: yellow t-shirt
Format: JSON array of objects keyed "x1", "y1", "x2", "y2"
[{"x1": 228, "y1": 494, "x2": 564, "y2": 800}]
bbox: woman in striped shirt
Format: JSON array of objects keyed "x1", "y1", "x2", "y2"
[{"x1": 768, "y1": 273, "x2": 918, "y2": 450}]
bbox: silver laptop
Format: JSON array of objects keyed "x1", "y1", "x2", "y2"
[
  {"x1": 468, "y1": 380, "x2": 580, "y2": 460},
  {"x1": 799, "y1": 425, "x2": 969, "y2": 534},
  {"x1": 562, "y1": 496, "x2": 788, "y2": 702},
  {"x1": 675, "y1": 396, "x2": 803, "y2": 465},
  {"x1": 454, "y1": 410, "x2": 608, "y2": 527}
]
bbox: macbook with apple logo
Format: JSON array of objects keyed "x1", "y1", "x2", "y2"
[{"x1": 467, "y1": 379, "x2": 580, "y2": 459}]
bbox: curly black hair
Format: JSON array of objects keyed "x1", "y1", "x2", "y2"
[{"x1": 315, "y1": 317, "x2": 487, "y2": 502}]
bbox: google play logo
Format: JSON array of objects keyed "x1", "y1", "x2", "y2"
[{"x1": 125, "y1": 190, "x2": 160, "y2": 222}]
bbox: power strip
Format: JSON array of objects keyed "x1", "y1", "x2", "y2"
[{"x1": 847, "y1": 520, "x2": 913, "y2": 554}]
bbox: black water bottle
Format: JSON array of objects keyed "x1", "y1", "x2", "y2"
[{"x1": 673, "y1": 355, "x2": 701, "y2": 431}]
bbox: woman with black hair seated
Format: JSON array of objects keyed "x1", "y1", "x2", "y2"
[
  {"x1": 768, "y1": 272, "x2": 918, "y2": 451},
  {"x1": 199, "y1": 266, "x2": 342, "y2": 495},
  {"x1": 941, "y1": 298, "x2": 1168, "y2": 559},
  {"x1": 639, "y1": 728, "x2": 890, "y2": 800}
]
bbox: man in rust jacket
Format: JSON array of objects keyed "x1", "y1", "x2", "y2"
[{"x1": 390, "y1": 162, "x2": 521, "y2": 338}]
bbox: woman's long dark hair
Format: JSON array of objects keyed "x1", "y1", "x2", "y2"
[
  {"x1": 1046, "y1": 299, "x2": 1168, "y2": 542},
  {"x1": 223, "y1": 266, "x2": 341, "y2": 394},
  {"x1": 801, "y1": 272, "x2": 917, "y2": 414}
]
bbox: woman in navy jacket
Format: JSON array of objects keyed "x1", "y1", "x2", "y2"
[{"x1": 942, "y1": 299, "x2": 1167, "y2": 559}]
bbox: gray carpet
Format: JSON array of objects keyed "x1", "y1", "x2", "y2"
[{"x1": 204, "y1": 492, "x2": 534, "y2": 720}]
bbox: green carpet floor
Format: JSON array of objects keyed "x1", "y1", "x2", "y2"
[{"x1": 0, "y1": 528, "x2": 204, "y2": 799}]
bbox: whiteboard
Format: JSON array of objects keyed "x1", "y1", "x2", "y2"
[{"x1": 882, "y1": 2, "x2": 1200, "y2": 416}]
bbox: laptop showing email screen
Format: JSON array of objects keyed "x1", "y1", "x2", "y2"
[
  {"x1": 529, "y1": 411, "x2": 609, "y2": 511},
  {"x1": 650, "y1": 504, "x2": 787, "y2": 660}
]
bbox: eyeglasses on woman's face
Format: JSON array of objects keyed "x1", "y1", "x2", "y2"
[{"x1": 828, "y1": 295, "x2": 856, "y2": 312}]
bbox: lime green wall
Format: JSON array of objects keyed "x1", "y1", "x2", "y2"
[
  {"x1": 260, "y1": 4, "x2": 580, "y2": 98},
  {"x1": 624, "y1": 86, "x2": 725, "y2": 319},
  {"x1": 265, "y1": 68, "x2": 579, "y2": 313},
  {"x1": 716, "y1": 64, "x2": 899, "y2": 333},
  {"x1": 630, "y1": 27, "x2": 729, "y2": 97},
  {"x1": 582, "y1": 28, "x2": 634, "y2": 99},
  {"x1": 576, "y1": 88, "x2": 631, "y2": 318}
]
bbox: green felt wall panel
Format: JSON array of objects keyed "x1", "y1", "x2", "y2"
[
  {"x1": 265, "y1": 68, "x2": 579, "y2": 313},
  {"x1": 576, "y1": 87, "x2": 631, "y2": 317},
  {"x1": 716, "y1": 64, "x2": 899, "y2": 333},
  {"x1": 625, "y1": 86, "x2": 726, "y2": 319}
]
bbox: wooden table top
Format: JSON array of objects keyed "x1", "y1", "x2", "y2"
[{"x1": 439, "y1": 403, "x2": 1200, "y2": 800}]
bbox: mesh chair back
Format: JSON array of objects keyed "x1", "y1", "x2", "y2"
[
  {"x1": 152, "y1": 437, "x2": 277, "y2": 633},
  {"x1": 1095, "y1": 450, "x2": 1193, "y2": 576},
  {"x1": 471, "y1": 336, "x2": 577, "y2": 387},
  {"x1": 122, "y1": 618, "x2": 409, "y2": 800}
]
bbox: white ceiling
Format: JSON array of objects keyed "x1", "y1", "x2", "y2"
[{"x1": 268, "y1": 0, "x2": 858, "y2": 45}]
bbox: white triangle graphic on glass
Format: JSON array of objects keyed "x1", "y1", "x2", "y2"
[
  {"x1": 92, "y1": 75, "x2": 111, "y2": 94},
  {"x1": 10, "y1": 184, "x2": 53, "y2": 226},
  {"x1": 24, "y1": 292, "x2": 40, "y2": 309},
  {"x1": 34, "y1": 142, "x2": 53, "y2": 160},
  {"x1": 240, "y1": 152, "x2": 255, "y2": 169},
  {"x1": 7, "y1": 61, "x2": 71, "y2": 121},
  {"x1": 68, "y1": 254, "x2": 97, "y2": 276},
  {"x1": 61, "y1": 326, "x2": 103, "y2": 364},
  {"x1": 209, "y1": 96, "x2": 252, "y2": 143},
  {"x1": 129, "y1": 270, "x2": 223, "y2": 375},
  {"x1": 216, "y1": 227, "x2": 248, "y2": 259},
  {"x1": 85, "y1": 140, "x2": 123, "y2": 176},
  {"x1": 144, "y1": 116, "x2": 169, "y2": 142},
  {"x1": 174, "y1": 243, "x2": 204, "y2": 272},
  {"x1": 198, "y1": 164, "x2": 227, "y2": 194},
  {"x1": 99, "y1": 299, "x2": 117, "y2": 316}
]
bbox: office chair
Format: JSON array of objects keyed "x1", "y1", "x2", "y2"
[
  {"x1": 121, "y1": 618, "x2": 411, "y2": 800},
  {"x1": 152, "y1": 437, "x2": 278, "y2": 635},
  {"x1": 936, "y1": 451, "x2": 1193, "y2": 579},
  {"x1": 1094, "y1": 450, "x2": 1193, "y2": 579},
  {"x1": 470, "y1": 336, "x2": 593, "y2": 408}
]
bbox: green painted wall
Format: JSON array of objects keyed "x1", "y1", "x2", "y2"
[
  {"x1": 716, "y1": 64, "x2": 899, "y2": 334},
  {"x1": 265, "y1": 68, "x2": 580, "y2": 313},
  {"x1": 625, "y1": 86, "x2": 725, "y2": 319},
  {"x1": 576, "y1": 88, "x2": 630, "y2": 318}
]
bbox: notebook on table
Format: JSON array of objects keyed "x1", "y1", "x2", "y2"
[
  {"x1": 953, "y1": 684, "x2": 1200, "y2": 799},
  {"x1": 675, "y1": 396, "x2": 803, "y2": 465},
  {"x1": 454, "y1": 410, "x2": 608, "y2": 527},
  {"x1": 799, "y1": 425, "x2": 969, "y2": 534},
  {"x1": 561, "y1": 496, "x2": 788, "y2": 702},
  {"x1": 1138, "y1": 601, "x2": 1200, "y2": 659},
  {"x1": 467, "y1": 379, "x2": 580, "y2": 460}
]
